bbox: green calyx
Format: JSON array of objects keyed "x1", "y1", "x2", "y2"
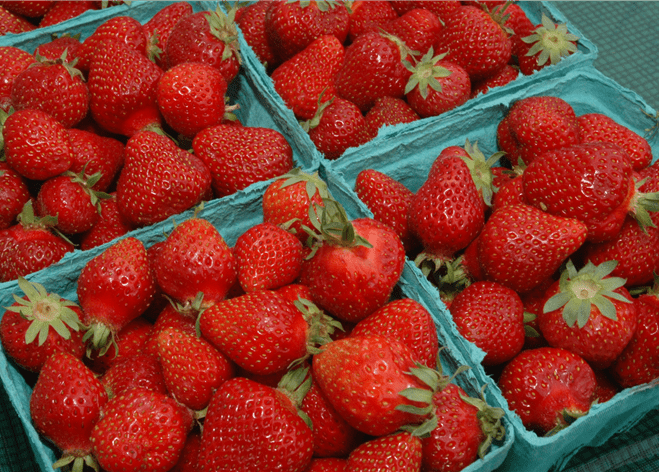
[
  {"x1": 461, "y1": 385, "x2": 506, "y2": 458},
  {"x1": 208, "y1": 4, "x2": 242, "y2": 65},
  {"x1": 628, "y1": 177, "x2": 659, "y2": 233},
  {"x1": 403, "y1": 47, "x2": 452, "y2": 99},
  {"x1": 6, "y1": 277, "x2": 84, "y2": 346},
  {"x1": 34, "y1": 49, "x2": 85, "y2": 82},
  {"x1": 459, "y1": 139, "x2": 503, "y2": 208},
  {"x1": 521, "y1": 13, "x2": 579, "y2": 67},
  {"x1": 300, "y1": 88, "x2": 334, "y2": 133},
  {"x1": 82, "y1": 321, "x2": 116, "y2": 358},
  {"x1": 543, "y1": 260, "x2": 630, "y2": 329},
  {"x1": 294, "y1": 297, "x2": 343, "y2": 356},
  {"x1": 64, "y1": 165, "x2": 113, "y2": 214},
  {"x1": 277, "y1": 365, "x2": 314, "y2": 430},
  {"x1": 53, "y1": 454, "x2": 99, "y2": 472}
]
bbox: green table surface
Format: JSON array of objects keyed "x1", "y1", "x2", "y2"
[{"x1": 2, "y1": 1, "x2": 659, "y2": 472}]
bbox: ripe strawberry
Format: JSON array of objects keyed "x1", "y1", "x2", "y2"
[
  {"x1": 0, "y1": 4, "x2": 36, "y2": 35},
  {"x1": 192, "y1": 123, "x2": 294, "y2": 197},
  {"x1": 578, "y1": 112, "x2": 653, "y2": 171},
  {"x1": 382, "y1": 8, "x2": 443, "y2": 56},
  {"x1": 165, "y1": 6, "x2": 242, "y2": 84},
  {"x1": 390, "y1": 0, "x2": 461, "y2": 21},
  {"x1": 30, "y1": 351, "x2": 108, "y2": 472},
  {"x1": 0, "y1": 0, "x2": 52, "y2": 17},
  {"x1": 271, "y1": 34, "x2": 345, "y2": 121},
  {"x1": 433, "y1": 4, "x2": 512, "y2": 81},
  {"x1": 0, "y1": 161, "x2": 30, "y2": 230},
  {"x1": 152, "y1": 214, "x2": 236, "y2": 308},
  {"x1": 158, "y1": 325, "x2": 235, "y2": 410},
  {"x1": 346, "y1": 432, "x2": 422, "y2": 472},
  {"x1": 539, "y1": 260, "x2": 637, "y2": 370},
  {"x1": 450, "y1": 280, "x2": 525, "y2": 366},
  {"x1": 197, "y1": 368, "x2": 313, "y2": 472},
  {"x1": 0, "y1": 46, "x2": 35, "y2": 111},
  {"x1": 335, "y1": 31, "x2": 414, "y2": 113},
  {"x1": 471, "y1": 63, "x2": 519, "y2": 97},
  {"x1": 477, "y1": 204, "x2": 587, "y2": 294},
  {"x1": 142, "y1": 301, "x2": 197, "y2": 358},
  {"x1": 305, "y1": 458, "x2": 349, "y2": 472},
  {"x1": 100, "y1": 353, "x2": 168, "y2": 398},
  {"x1": 67, "y1": 128, "x2": 125, "y2": 193},
  {"x1": 0, "y1": 278, "x2": 85, "y2": 373},
  {"x1": 39, "y1": 1, "x2": 96, "y2": 27},
  {"x1": 156, "y1": 61, "x2": 228, "y2": 139},
  {"x1": 491, "y1": 173, "x2": 525, "y2": 211},
  {"x1": 234, "y1": 221, "x2": 304, "y2": 293},
  {"x1": 590, "y1": 369, "x2": 620, "y2": 404},
  {"x1": 355, "y1": 168, "x2": 419, "y2": 254},
  {"x1": 498, "y1": 346, "x2": 596, "y2": 435},
  {"x1": 91, "y1": 387, "x2": 193, "y2": 472},
  {"x1": 351, "y1": 298, "x2": 439, "y2": 368},
  {"x1": 2, "y1": 108, "x2": 74, "y2": 181},
  {"x1": 77, "y1": 237, "x2": 157, "y2": 356},
  {"x1": 517, "y1": 14, "x2": 579, "y2": 76},
  {"x1": 264, "y1": 0, "x2": 350, "y2": 64},
  {"x1": 347, "y1": 0, "x2": 398, "y2": 43},
  {"x1": 236, "y1": 0, "x2": 278, "y2": 72},
  {"x1": 404, "y1": 48, "x2": 471, "y2": 118},
  {"x1": 142, "y1": 1, "x2": 193, "y2": 68},
  {"x1": 312, "y1": 335, "x2": 432, "y2": 437},
  {"x1": 502, "y1": 2, "x2": 535, "y2": 58},
  {"x1": 116, "y1": 130, "x2": 212, "y2": 227},
  {"x1": 300, "y1": 200, "x2": 406, "y2": 323},
  {"x1": 79, "y1": 193, "x2": 134, "y2": 250},
  {"x1": 171, "y1": 431, "x2": 202, "y2": 472},
  {"x1": 85, "y1": 316, "x2": 153, "y2": 374},
  {"x1": 364, "y1": 96, "x2": 420, "y2": 137}
]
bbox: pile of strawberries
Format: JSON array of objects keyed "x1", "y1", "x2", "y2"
[
  {"x1": 236, "y1": 0, "x2": 579, "y2": 159},
  {"x1": 0, "y1": 0, "x2": 125, "y2": 32},
  {"x1": 0, "y1": 2, "x2": 303, "y2": 282},
  {"x1": 354, "y1": 94, "x2": 659, "y2": 436},
  {"x1": 2, "y1": 170, "x2": 509, "y2": 472}
]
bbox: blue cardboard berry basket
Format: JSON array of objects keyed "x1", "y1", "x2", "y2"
[
  {"x1": 0, "y1": 169, "x2": 513, "y2": 471},
  {"x1": 327, "y1": 65, "x2": 659, "y2": 472}
]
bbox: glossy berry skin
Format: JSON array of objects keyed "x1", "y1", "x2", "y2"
[
  {"x1": 0, "y1": 162, "x2": 30, "y2": 230},
  {"x1": 36, "y1": 174, "x2": 100, "y2": 235},
  {"x1": 305, "y1": 458, "x2": 348, "y2": 472},
  {"x1": 347, "y1": 0, "x2": 398, "y2": 42},
  {"x1": 450, "y1": 281, "x2": 525, "y2": 366},
  {"x1": 38, "y1": 1, "x2": 97, "y2": 28},
  {"x1": 0, "y1": 5, "x2": 36, "y2": 36},
  {"x1": 67, "y1": 129, "x2": 125, "y2": 193},
  {"x1": 236, "y1": 0, "x2": 278, "y2": 71},
  {"x1": 100, "y1": 353, "x2": 168, "y2": 399},
  {"x1": 79, "y1": 194, "x2": 133, "y2": 250},
  {"x1": 142, "y1": 1, "x2": 193, "y2": 69},
  {"x1": 381, "y1": 8, "x2": 443, "y2": 56},
  {"x1": 406, "y1": 60, "x2": 471, "y2": 118},
  {"x1": 0, "y1": 46, "x2": 35, "y2": 111},
  {"x1": 197, "y1": 376, "x2": 313, "y2": 472},
  {"x1": 346, "y1": 432, "x2": 422, "y2": 472},
  {"x1": 308, "y1": 97, "x2": 371, "y2": 160},
  {"x1": 364, "y1": 96, "x2": 420, "y2": 137},
  {"x1": 499, "y1": 347, "x2": 596, "y2": 435},
  {"x1": 471, "y1": 63, "x2": 519, "y2": 98}
]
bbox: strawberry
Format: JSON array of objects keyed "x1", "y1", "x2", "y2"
[
  {"x1": 539, "y1": 260, "x2": 637, "y2": 370},
  {"x1": 363, "y1": 96, "x2": 420, "y2": 137},
  {"x1": 0, "y1": 161, "x2": 30, "y2": 230},
  {"x1": 305, "y1": 458, "x2": 348, "y2": 472},
  {"x1": 197, "y1": 368, "x2": 313, "y2": 472},
  {"x1": 390, "y1": 0, "x2": 461, "y2": 21},
  {"x1": 156, "y1": 61, "x2": 228, "y2": 139},
  {"x1": 100, "y1": 353, "x2": 168, "y2": 398},
  {"x1": 450, "y1": 280, "x2": 526, "y2": 366},
  {"x1": 192, "y1": 123, "x2": 294, "y2": 197},
  {"x1": 234, "y1": 221, "x2": 304, "y2": 293},
  {"x1": 578, "y1": 112, "x2": 653, "y2": 171},
  {"x1": 79, "y1": 193, "x2": 134, "y2": 250},
  {"x1": 152, "y1": 214, "x2": 236, "y2": 309},
  {"x1": 0, "y1": 4, "x2": 36, "y2": 35},
  {"x1": 67, "y1": 128, "x2": 125, "y2": 193},
  {"x1": 381, "y1": 7, "x2": 443, "y2": 56},
  {"x1": 498, "y1": 346, "x2": 596, "y2": 435},
  {"x1": 85, "y1": 316, "x2": 153, "y2": 374},
  {"x1": 171, "y1": 431, "x2": 202, "y2": 472},
  {"x1": 502, "y1": 2, "x2": 535, "y2": 58},
  {"x1": 517, "y1": 14, "x2": 579, "y2": 76},
  {"x1": 0, "y1": 202, "x2": 74, "y2": 282},
  {"x1": 0, "y1": 0, "x2": 52, "y2": 17},
  {"x1": 346, "y1": 432, "x2": 422, "y2": 472},
  {"x1": 312, "y1": 335, "x2": 432, "y2": 436},
  {"x1": 335, "y1": 31, "x2": 414, "y2": 113},
  {"x1": 591, "y1": 369, "x2": 620, "y2": 404},
  {"x1": 116, "y1": 130, "x2": 212, "y2": 227},
  {"x1": 347, "y1": 0, "x2": 398, "y2": 42},
  {"x1": 0, "y1": 277, "x2": 85, "y2": 373},
  {"x1": 304, "y1": 96, "x2": 371, "y2": 160},
  {"x1": 235, "y1": 0, "x2": 278, "y2": 72},
  {"x1": 271, "y1": 34, "x2": 345, "y2": 121},
  {"x1": 300, "y1": 200, "x2": 406, "y2": 323},
  {"x1": 0, "y1": 46, "x2": 35, "y2": 112},
  {"x1": 165, "y1": 5, "x2": 242, "y2": 84},
  {"x1": 350, "y1": 298, "x2": 439, "y2": 368},
  {"x1": 142, "y1": 1, "x2": 193, "y2": 68},
  {"x1": 142, "y1": 301, "x2": 197, "y2": 358},
  {"x1": 30, "y1": 351, "x2": 108, "y2": 472},
  {"x1": 471, "y1": 63, "x2": 519, "y2": 97},
  {"x1": 404, "y1": 48, "x2": 471, "y2": 118},
  {"x1": 77, "y1": 237, "x2": 157, "y2": 356},
  {"x1": 2, "y1": 108, "x2": 74, "y2": 181},
  {"x1": 158, "y1": 325, "x2": 235, "y2": 410},
  {"x1": 38, "y1": 1, "x2": 96, "y2": 27},
  {"x1": 491, "y1": 173, "x2": 525, "y2": 211},
  {"x1": 433, "y1": 4, "x2": 512, "y2": 81},
  {"x1": 477, "y1": 204, "x2": 588, "y2": 294},
  {"x1": 264, "y1": 0, "x2": 350, "y2": 64},
  {"x1": 91, "y1": 387, "x2": 193, "y2": 472},
  {"x1": 354, "y1": 168, "x2": 419, "y2": 254}
]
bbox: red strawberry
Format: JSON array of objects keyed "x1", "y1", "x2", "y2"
[
  {"x1": 381, "y1": 8, "x2": 443, "y2": 56},
  {"x1": 471, "y1": 63, "x2": 519, "y2": 97},
  {"x1": 0, "y1": 4, "x2": 36, "y2": 35},
  {"x1": 235, "y1": 0, "x2": 278, "y2": 72},
  {"x1": 142, "y1": 301, "x2": 197, "y2": 358},
  {"x1": 79, "y1": 193, "x2": 134, "y2": 250},
  {"x1": 305, "y1": 458, "x2": 348, "y2": 472},
  {"x1": 116, "y1": 130, "x2": 212, "y2": 227},
  {"x1": 30, "y1": 351, "x2": 108, "y2": 472},
  {"x1": 39, "y1": 1, "x2": 96, "y2": 27},
  {"x1": 0, "y1": 0, "x2": 52, "y2": 17},
  {"x1": 234, "y1": 221, "x2": 304, "y2": 293},
  {"x1": 364, "y1": 96, "x2": 420, "y2": 137},
  {"x1": 271, "y1": 34, "x2": 345, "y2": 121},
  {"x1": 335, "y1": 31, "x2": 414, "y2": 113},
  {"x1": 152, "y1": 214, "x2": 236, "y2": 308},
  {"x1": 77, "y1": 237, "x2": 157, "y2": 356},
  {"x1": 165, "y1": 6, "x2": 242, "y2": 84},
  {"x1": 498, "y1": 346, "x2": 596, "y2": 435},
  {"x1": 347, "y1": 0, "x2": 398, "y2": 43},
  {"x1": 477, "y1": 204, "x2": 587, "y2": 293},
  {"x1": 346, "y1": 432, "x2": 422, "y2": 472},
  {"x1": 158, "y1": 326, "x2": 235, "y2": 410},
  {"x1": 85, "y1": 316, "x2": 153, "y2": 374},
  {"x1": 517, "y1": 14, "x2": 579, "y2": 76},
  {"x1": 0, "y1": 161, "x2": 30, "y2": 230},
  {"x1": 91, "y1": 387, "x2": 193, "y2": 472},
  {"x1": 171, "y1": 431, "x2": 202, "y2": 472},
  {"x1": 264, "y1": 0, "x2": 350, "y2": 64},
  {"x1": 450, "y1": 280, "x2": 526, "y2": 366},
  {"x1": 156, "y1": 61, "x2": 228, "y2": 139},
  {"x1": 2, "y1": 108, "x2": 74, "y2": 181},
  {"x1": 100, "y1": 353, "x2": 168, "y2": 398},
  {"x1": 0, "y1": 278, "x2": 85, "y2": 373},
  {"x1": 539, "y1": 260, "x2": 637, "y2": 370},
  {"x1": 67, "y1": 128, "x2": 125, "y2": 193},
  {"x1": 390, "y1": 0, "x2": 461, "y2": 22},
  {"x1": 142, "y1": 1, "x2": 193, "y2": 68},
  {"x1": 0, "y1": 46, "x2": 35, "y2": 111},
  {"x1": 491, "y1": 173, "x2": 525, "y2": 211},
  {"x1": 197, "y1": 368, "x2": 313, "y2": 472},
  {"x1": 590, "y1": 369, "x2": 620, "y2": 404},
  {"x1": 192, "y1": 123, "x2": 294, "y2": 197},
  {"x1": 502, "y1": 2, "x2": 535, "y2": 58},
  {"x1": 300, "y1": 201, "x2": 406, "y2": 323}
]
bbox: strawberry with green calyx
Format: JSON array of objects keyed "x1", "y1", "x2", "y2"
[
  {"x1": 235, "y1": 1, "x2": 278, "y2": 72},
  {"x1": 67, "y1": 128, "x2": 125, "y2": 193},
  {"x1": 539, "y1": 259, "x2": 637, "y2": 370},
  {"x1": 197, "y1": 366, "x2": 314, "y2": 472},
  {"x1": 142, "y1": 1, "x2": 193, "y2": 69},
  {"x1": 380, "y1": 7, "x2": 443, "y2": 56},
  {"x1": 33, "y1": 33, "x2": 83, "y2": 60},
  {"x1": 518, "y1": 13, "x2": 579, "y2": 75},
  {"x1": 0, "y1": 277, "x2": 86, "y2": 373}
]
